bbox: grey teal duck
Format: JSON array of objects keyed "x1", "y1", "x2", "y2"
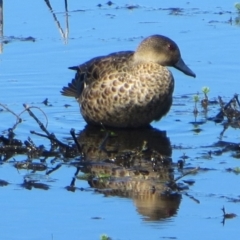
[{"x1": 61, "y1": 35, "x2": 196, "y2": 128}]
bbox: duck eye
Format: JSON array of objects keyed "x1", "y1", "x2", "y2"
[{"x1": 167, "y1": 44, "x2": 176, "y2": 51}]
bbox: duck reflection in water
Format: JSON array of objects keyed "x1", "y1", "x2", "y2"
[
  {"x1": 76, "y1": 125, "x2": 181, "y2": 221},
  {"x1": 61, "y1": 35, "x2": 195, "y2": 219}
]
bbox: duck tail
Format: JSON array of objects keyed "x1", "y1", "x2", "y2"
[{"x1": 61, "y1": 68, "x2": 84, "y2": 99}]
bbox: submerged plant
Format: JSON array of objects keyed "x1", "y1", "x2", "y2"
[
  {"x1": 233, "y1": 167, "x2": 240, "y2": 174},
  {"x1": 193, "y1": 94, "x2": 199, "y2": 116},
  {"x1": 235, "y1": 3, "x2": 240, "y2": 12},
  {"x1": 201, "y1": 86, "x2": 210, "y2": 110},
  {"x1": 100, "y1": 234, "x2": 111, "y2": 240},
  {"x1": 202, "y1": 86, "x2": 210, "y2": 98}
]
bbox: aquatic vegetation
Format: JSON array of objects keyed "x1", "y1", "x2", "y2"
[
  {"x1": 235, "y1": 3, "x2": 240, "y2": 12},
  {"x1": 202, "y1": 86, "x2": 210, "y2": 95},
  {"x1": 201, "y1": 86, "x2": 210, "y2": 110},
  {"x1": 100, "y1": 234, "x2": 111, "y2": 240},
  {"x1": 233, "y1": 167, "x2": 240, "y2": 174},
  {"x1": 193, "y1": 94, "x2": 199, "y2": 116},
  {"x1": 0, "y1": 92, "x2": 240, "y2": 221}
]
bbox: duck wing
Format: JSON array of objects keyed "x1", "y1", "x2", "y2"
[{"x1": 61, "y1": 51, "x2": 134, "y2": 99}]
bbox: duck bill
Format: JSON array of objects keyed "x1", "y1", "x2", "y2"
[{"x1": 174, "y1": 58, "x2": 196, "y2": 78}]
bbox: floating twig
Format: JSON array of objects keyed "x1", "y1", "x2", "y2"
[
  {"x1": 23, "y1": 104, "x2": 49, "y2": 135},
  {"x1": 70, "y1": 128, "x2": 82, "y2": 153},
  {"x1": 0, "y1": 103, "x2": 22, "y2": 130}
]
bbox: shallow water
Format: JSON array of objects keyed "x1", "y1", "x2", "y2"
[{"x1": 1, "y1": 1, "x2": 240, "y2": 240}]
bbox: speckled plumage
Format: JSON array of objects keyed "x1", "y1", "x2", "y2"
[{"x1": 61, "y1": 35, "x2": 195, "y2": 128}]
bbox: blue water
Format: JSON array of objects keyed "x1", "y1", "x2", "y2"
[{"x1": 0, "y1": 1, "x2": 240, "y2": 239}]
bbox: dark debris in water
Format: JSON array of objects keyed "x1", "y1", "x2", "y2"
[
  {"x1": 0, "y1": 179, "x2": 9, "y2": 187},
  {"x1": 0, "y1": 36, "x2": 36, "y2": 44},
  {"x1": 21, "y1": 179, "x2": 50, "y2": 191},
  {"x1": 1, "y1": 93, "x2": 240, "y2": 220},
  {"x1": 221, "y1": 206, "x2": 237, "y2": 225},
  {"x1": 42, "y1": 98, "x2": 52, "y2": 106},
  {"x1": 183, "y1": 179, "x2": 195, "y2": 185},
  {"x1": 106, "y1": 1, "x2": 113, "y2": 6},
  {"x1": 168, "y1": 8, "x2": 184, "y2": 15},
  {"x1": 226, "y1": 167, "x2": 240, "y2": 174},
  {"x1": 0, "y1": 112, "x2": 185, "y2": 221},
  {"x1": 0, "y1": 104, "x2": 196, "y2": 216},
  {"x1": 14, "y1": 161, "x2": 47, "y2": 171},
  {"x1": 52, "y1": 2, "x2": 240, "y2": 28},
  {"x1": 193, "y1": 94, "x2": 240, "y2": 140}
]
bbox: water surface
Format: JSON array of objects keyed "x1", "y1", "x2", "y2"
[{"x1": 1, "y1": 1, "x2": 240, "y2": 240}]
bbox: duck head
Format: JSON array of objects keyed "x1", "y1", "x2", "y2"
[{"x1": 134, "y1": 35, "x2": 196, "y2": 78}]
